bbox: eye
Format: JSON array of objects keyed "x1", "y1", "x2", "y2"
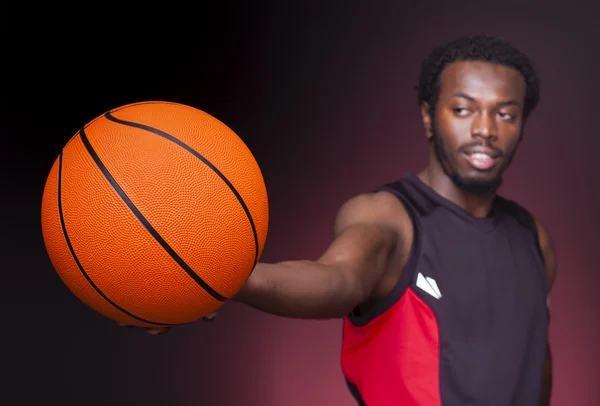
[
  {"x1": 498, "y1": 112, "x2": 514, "y2": 120},
  {"x1": 453, "y1": 107, "x2": 470, "y2": 116}
]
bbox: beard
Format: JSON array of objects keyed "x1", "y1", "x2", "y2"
[{"x1": 430, "y1": 128, "x2": 515, "y2": 197}]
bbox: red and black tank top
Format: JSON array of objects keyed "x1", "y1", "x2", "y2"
[{"x1": 341, "y1": 173, "x2": 549, "y2": 406}]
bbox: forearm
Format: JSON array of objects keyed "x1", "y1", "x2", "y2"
[
  {"x1": 540, "y1": 347, "x2": 552, "y2": 406},
  {"x1": 233, "y1": 260, "x2": 363, "y2": 319}
]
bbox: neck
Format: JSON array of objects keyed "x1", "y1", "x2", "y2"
[{"x1": 418, "y1": 161, "x2": 497, "y2": 218}]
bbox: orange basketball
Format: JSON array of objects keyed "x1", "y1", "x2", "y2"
[{"x1": 40, "y1": 101, "x2": 269, "y2": 328}]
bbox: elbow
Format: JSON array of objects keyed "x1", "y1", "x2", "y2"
[
  {"x1": 321, "y1": 259, "x2": 380, "y2": 318},
  {"x1": 314, "y1": 264, "x2": 367, "y2": 319},
  {"x1": 352, "y1": 278, "x2": 371, "y2": 307},
  {"x1": 337, "y1": 269, "x2": 371, "y2": 315}
]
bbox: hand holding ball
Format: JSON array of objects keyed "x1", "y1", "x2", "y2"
[{"x1": 41, "y1": 101, "x2": 269, "y2": 328}]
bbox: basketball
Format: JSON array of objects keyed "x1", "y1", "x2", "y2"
[{"x1": 40, "y1": 101, "x2": 269, "y2": 328}]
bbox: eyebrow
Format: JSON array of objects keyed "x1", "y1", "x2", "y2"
[{"x1": 452, "y1": 92, "x2": 521, "y2": 107}]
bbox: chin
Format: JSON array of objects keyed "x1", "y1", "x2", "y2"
[
  {"x1": 463, "y1": 170, "x2": 499, "y2": 182},
  {"x1": 451, "y1": 171, "x2": 503, "y2": 195}
]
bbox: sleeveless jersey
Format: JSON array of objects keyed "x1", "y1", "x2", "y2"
[{"x1": 341, "y1": 173, "x2": 550, "y2": 406}]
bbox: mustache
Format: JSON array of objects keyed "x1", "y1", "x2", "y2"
[{"x1": 458, "y1": 141, "x2": 504, "y2": 157}]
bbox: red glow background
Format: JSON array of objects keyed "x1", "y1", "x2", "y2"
[{"x1": 2, "y1": 2, "x2": 598, "y2": 405}]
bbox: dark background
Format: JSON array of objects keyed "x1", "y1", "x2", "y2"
[{"x1": 2, "y1": 2, "x2": 599, "y2": 405}]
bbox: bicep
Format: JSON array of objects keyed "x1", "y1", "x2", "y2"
[
  {"x1": 316, "y1": 193, "x2": 403, "y2": 300},
  {"x1": 319, "y1": 223, "x2": 398, "y2": 272}
]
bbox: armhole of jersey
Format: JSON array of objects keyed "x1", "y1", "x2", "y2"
[
  {"x1": 345, "y1": 188, "x2": 421, "y2": 327},
  {"x1": 512, "y1": 199, "x2": 545, "y2": 269},
  {"x1": 528, "y1": 213, "x2": 552, "y2": 316},
  {"x1": 497, "y1": 197, "x2": 545, "y2": 266},
  {"x1": 498, "y1": 197, "x2": 549, "y2": 298},
  {"x1": 527, "y1": 211, "x2": 552, "y2": 315},
  {"x1": 530, "y1": 216, "x2": 545, "y2": 268}
]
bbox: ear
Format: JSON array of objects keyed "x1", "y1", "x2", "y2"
[{"x1": 420, "y1": 101, "x2": 433, "y2": 140}]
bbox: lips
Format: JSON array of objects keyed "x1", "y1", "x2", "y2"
[{"x1": 462, "y1": 146, "x2": 502, "y2": 171}]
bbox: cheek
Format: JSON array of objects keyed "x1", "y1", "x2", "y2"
[
  {"x1": 499, "y1": 128, "x2": 523, "y2": 152},
  {"x1": 436, "y1": 115, "x2": 468, "y2": 152}
]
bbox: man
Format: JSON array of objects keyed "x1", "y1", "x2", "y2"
[{"x1": 141, "y1": 35, "x2": 556, "y2": 405}]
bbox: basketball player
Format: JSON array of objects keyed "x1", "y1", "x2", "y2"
[{"x1": 139, "y1": 35, "x2": 556, "y2": 405}]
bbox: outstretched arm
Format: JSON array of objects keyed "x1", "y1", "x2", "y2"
[{"x1": 233, "y1": 191, "x2": 408, "y2": 319}]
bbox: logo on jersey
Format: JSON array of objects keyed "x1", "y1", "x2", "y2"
[{"x1": 416, "y1": 272, "x2": 442, "y2": 299}]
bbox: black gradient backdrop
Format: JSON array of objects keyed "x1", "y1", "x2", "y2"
[{"x1": 2, "y1": 2, "x2": 599, "y2": 405}]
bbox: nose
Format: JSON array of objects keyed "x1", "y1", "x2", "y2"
[{"x1": 471, "y1": 112, "x2": 498, "y2": 140}]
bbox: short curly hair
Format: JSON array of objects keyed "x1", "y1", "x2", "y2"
[{"x1": 417, "y1": 35, "x2": 540, "y2": 121}]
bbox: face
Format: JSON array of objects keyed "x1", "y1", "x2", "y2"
[{"x1": 423, "y1": 60, "x2": 527, "y2": 195}]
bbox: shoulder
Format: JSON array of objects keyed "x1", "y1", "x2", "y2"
[
  {"x1": 333, "y1": 190, "x2": 415, "y2": 270},
  {"x1": 334, "y1": 189, "x2": 412, "y2": 235}
]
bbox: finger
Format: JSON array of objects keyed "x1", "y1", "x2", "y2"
[
  {"x1": 146, "y1": 327, "x2": 169, "y2": 335},
  {"x1": 202, "y1": 312, "x2": 217, "y2": 322}
]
